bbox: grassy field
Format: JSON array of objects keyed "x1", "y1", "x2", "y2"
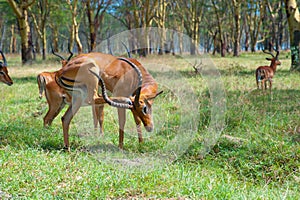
[{"x1": 0, "y1": 52, "x2": 299, "y2": 199}]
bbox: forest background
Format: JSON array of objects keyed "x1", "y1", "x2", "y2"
[{"x1": 1, "y1": 0, "x2": 299, "y2": 68}]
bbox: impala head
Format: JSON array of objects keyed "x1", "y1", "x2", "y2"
[
  {"x1": 118, "y1": 57, "x2": 163, "y2": 132},
  {"x1": 263, "y1": 49, "x2": 281, "y2": 66},
  {"x1": 0, "y1": 51, "x2": 13, "y2": 86},
  {"x1": 130, "y1": 90, "x2": 163, "y2": 132}
]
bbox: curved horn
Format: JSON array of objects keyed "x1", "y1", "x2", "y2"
[
  {"x1": 274, "y1": 49, "x2": 280, "y2": 58},
  {"x1": 263, "y1": 49, "x2": 275, "y2": 58},
  {"x1": 0, "y1": 50, "x2": 7, "y2": 66},
  {"x1": 122, "y1": 42, "x2": 131, "y2": 58},
  {"x1": 67, "y1": 44, "x2": 73, "y2": 61},
  {"x1": 89, "y1": 69, "x2": 132, "y2": 109},
  {"x1": 51, "y1": 44, "x2": 65, "y2": 60},
  {"x1": 117, "y1": 57, "x2": 143, "y2": 106}
]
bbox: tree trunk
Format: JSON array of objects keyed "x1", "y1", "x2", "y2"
[
  {"x1": 284, "y1": 0, "x2": 300, "y2": 71},
  {"x1": 232, "y1": 0, "x2": 241, "y2": 56},
  {"x1": 156, "y1": 0, "x2": 167, "y2": 55},
  {"x1": 7, "y1": 0, "x2": 35, "y2": 64},
  {"x1": 67, "y1": 0, "x2": 83, "y2": 54},
  {"x1": 86, "y1": 0, "x2": 112, "y2": 52},
  {"x1": 52, "y1": 26, "x2": 59, "y2": 52},
  {"x1": 212, "y1": 0, "x2": 225, "y2": 57},
  {"x1": 10, "y1": 25, "x2": 17, "y2": 53},
  {"x1": 0, "y1": 23, "x2": 6, "y2": 50},
  {"x1": 246, "y1": 0, "x2": 265, "y2": 52}
]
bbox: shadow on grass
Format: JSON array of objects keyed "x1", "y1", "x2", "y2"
[{"x1": 0, "y1": 118, "x2": 64, "y2": 151}]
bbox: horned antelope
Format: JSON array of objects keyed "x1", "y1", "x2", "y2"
[
  {"x1": 37, "y1": 48, "x2": 74, "y2": 126},
  {"x1": 0, "y1": 51, "x2": 13, "y2": 86},
  {"x1": 55, "y1": 52, "x2": 162, "y2": 150},
  {"x1": 256, "y1": 49, "x2": 281, "y2": 92},
  {"x1": 37, "y1": 48, "x2": 132, "y2": 131}
]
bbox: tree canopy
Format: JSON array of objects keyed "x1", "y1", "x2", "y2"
[{"x1": 0, "y1": 0, "x2": 299, "y2": 69}]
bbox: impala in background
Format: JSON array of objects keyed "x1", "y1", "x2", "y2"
[
  {"x1": 256, "y1": 49, "x2": 281, "y2": 92},
  {"x1": 0, "y1": 51, "x2": 13, "y2": 86}
]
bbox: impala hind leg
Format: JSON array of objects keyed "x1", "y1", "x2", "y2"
[
  {"x1": 261, "y1": 80, "x2": 265, "y2": 91},
  {"x1": 269, "y1": 79, "x2": 272, "y2": 93},
  {"x1": 44, "y1": 100, "x2": 66, "y2": 127},
  {"x1": 61, "y1": 97, "x2": 82, "y2": 151}
]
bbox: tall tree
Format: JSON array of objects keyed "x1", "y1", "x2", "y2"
[
  {"x1": 245, "y1": 0, "x2": 265, "y2": 52},
  {"x1": 132, "y1": 0, "x2": 158, "y2": 56},
  {"x1": 67, "y1": 0, "x2": 83, "y2": 54},
  {"x1": 284, "y1": 0, "x2": 300, "y2": 71},
  {"x1": 211, "y1": 0, "x2": 228, "y2": 57},
  {"x1": 7, "y1": 0, "x2": 36, "y2": 64},
  {"x1": 48, "y1": 1, "x2": 70, "y2": 52},
  {"x1": 86, "y1": 0, "x2": 112, "y2": 52},
  {"x1": 178, "y1": 0, "x2": 203, "y2": 55},
  {"x1": 30, "y1": 0, "x2": 50, "y2": 60},
  {"x1": 155, "y1": 0, "x2": 169, "y2": 54},
  {"x1": 231, "y1": 0, "x2": 242, "y2": 56}
]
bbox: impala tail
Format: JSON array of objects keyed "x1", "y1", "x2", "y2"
[
  {"x1": 256, "y1": 69, "x2": 266, "y2": 82},
  {"x1": 37, "y1": 74, "x2": 46, "y2": 99}
]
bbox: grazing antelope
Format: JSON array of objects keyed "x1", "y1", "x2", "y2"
[
  {"x1": 0, "y1": 51, "x2": 13, "y2": 86},
  {"x1": 37, "y1": 48, "x2": 74, "y2": 126},
  {"x1": 55, "y1": 53, "x2": 162, "y2": 150},
  {"x1": 256, "y1": 49, "x2": 281, "y2": 92},
  {"x1": 37, "y1": 49, "x2": 130, "y2": 131}
]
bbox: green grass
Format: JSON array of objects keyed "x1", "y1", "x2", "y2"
[{"x1": 0, "y1": 53, "x2": 299, "y2": 199}]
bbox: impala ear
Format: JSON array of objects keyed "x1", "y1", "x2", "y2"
[
  {"x1": 147, "y1": 90, "x2": 163, "y2": 101},
  {"x1": 266, "y1": 58, "x2": 272, "y2": 61}
]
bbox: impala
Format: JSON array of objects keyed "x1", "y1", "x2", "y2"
[
  {"x1": 0, "y1": 51, "x2": 13, "y2": 86},
  {"x1": 37, "y1": 50, "x2": 131, "y2": 132},
  {"x1": 256, "y1": 49, "x2": 281, "y2": 92},
  {"x1": 37, "y1": 49, "x2": 74, "y2": 126},
  {"x1": 56, "y1": 53, "x2": 162, "y2": 149}
]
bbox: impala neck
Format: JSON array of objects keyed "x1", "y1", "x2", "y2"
[{"x1": 270, "y1": 61, "x2": 277, "y2": 74}]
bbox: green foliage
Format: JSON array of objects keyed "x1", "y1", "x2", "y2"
[{"x1": 0, "y1": 54, "x2": 299, "y2": 198}]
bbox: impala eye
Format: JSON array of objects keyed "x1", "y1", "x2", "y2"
[{"x1": 142, "y1": 105, "x2": 148, "y2": 115}]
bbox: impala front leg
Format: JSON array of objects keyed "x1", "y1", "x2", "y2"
[
  {"x1": 93, "y1": 105, "x2": 104, "y2": 135},
  {"x1": 118, "y1": 108, "x2": 126, "y2": 149},
  {"x1": 133, "y1": 114, "x2": 143, "y2": 143}
]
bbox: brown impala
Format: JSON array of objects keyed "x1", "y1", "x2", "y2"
[
  {"x1": 37, "y1": 50, "x2": 130, "y2": 133},
  {"x1": 256, "y1": 49, "x2": 281, "y2": 92},
  {"x1": 55, "y1": 52, "x2": 162, "y2": 150},
  {"x1": 37, "y1": 48, "x2": 74, "y2": 126},
  {"x1": 0, "y1": 51, "x2": 13, "y2": 86}
]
